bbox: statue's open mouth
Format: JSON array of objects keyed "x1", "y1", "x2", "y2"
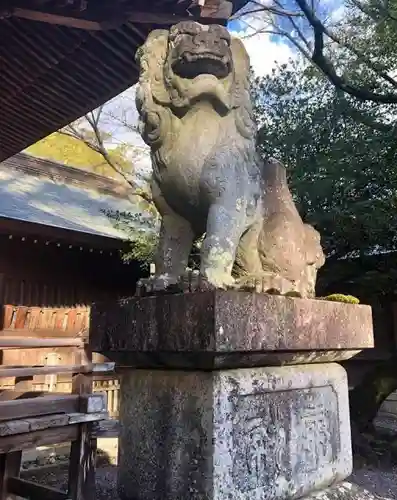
[{"x1": 172, "y1": 52, "x2": 231, "y2": 79}]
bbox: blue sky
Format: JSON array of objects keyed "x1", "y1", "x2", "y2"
[{"x1": 227, "y1": 0, "x2": 344, "y2": 76}]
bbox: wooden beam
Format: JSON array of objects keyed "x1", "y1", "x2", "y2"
[
  {"x1": 80, "y1": 393, "x2": 107, "y2": 414},
  {"x1": 0, "y1": 394, "x2": 79, "y2": 421},
  {"x1": 12, "y1": 8, "x2": 104, "y2": 30},
  {"x1": 91, "y1": 419, "x2": 119, "y2": 438},
  {"x1": 0, "y1": 412, "x2": 108, "y2": 438},
  {"x1": 0, "y1": 337, "x2": 84, "y2": 348},
  {"x1": 0, "y1": 391, "x2": 48, "y2": 402},
  {"x1": 7, "y1": 477, "x2": 68, "y2": 500},
  {"x1": 0, "y1": 393, "x2": 105, "y2": 422},
  {"x1": 12, "y1": 7, "x2": 197, "y2": 29},
  {"x1": 68, "y1": 424, "x2": 96, "y2": 500},
  {"x1": 0, "y1": 425, "x2": 79, "y2": 454},
  {"x1": 0, "y1": 362, "x2": 114, "y2": 379},
  {"x1": 68, "y1": 342, "x2": 96, "y2": 500},
  {"x1": 201, "y1": 0, "x2": 232, "y2": 18},
  {"x1": 0, "y1": 329, "x2": 87, "y2": 339},
  {"x1": 11, "y1": 4, "x2": 231, "y2": 31}
]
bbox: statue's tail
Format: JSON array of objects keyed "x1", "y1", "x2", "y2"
[
  {"x1": 260, "y1": 157, "x2": 295, "y2": 206},
  {"x1": 261, "y1": 157, "x2": 288, "y2": 188}
]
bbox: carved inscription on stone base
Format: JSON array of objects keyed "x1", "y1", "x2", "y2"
[
  {"x1": 213, "y1": 364, "x2": 352, "y2": 500},
  {"x1": 232, "y1": 387, "x2": 338, "y2": 493}
]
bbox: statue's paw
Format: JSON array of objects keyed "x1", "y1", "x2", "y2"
[
  {"x1": 200, "y1": 269, "x2": 236, "y2": 291},
  {"x1": 136, "y1": 274, "x2": 179, "y2": 296},
  {"x1": 235, "y1": 276, "x2": 270, "y2": 293},
  {"x1": 235, "y1": 273, "x2": 302, "y2": 296}
]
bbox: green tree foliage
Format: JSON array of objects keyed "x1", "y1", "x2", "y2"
[
  {"x1": 105, "y1": 209, "x2": 203, "y2": 270},
  {"x1": 252, "y1": 53, "x2": 397, "y2": 442},
  {"x1": 253, "y1": 60, "x2": 397, "y2": 296},
  {"x1": 104, "y1": 209, "x2": 159, "y2": 266}
]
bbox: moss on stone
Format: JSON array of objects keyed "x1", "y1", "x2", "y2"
[
  {"x1": 284, "y1": 291, "x2": 303, "y2": 298},
  {"x1": 320, "y1": 293, "x2": 360, "y2": 304}
]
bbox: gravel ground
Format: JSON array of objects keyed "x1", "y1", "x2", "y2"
[
  {"x1": 350, "y1": 465, "x2": 397, "y2": 498},
  {"x1": 22, "y1": 464, "x2": 118, "y2": 500},
  {"x1": 21, "y1": 462, "x2": 397, "y2": 500}
]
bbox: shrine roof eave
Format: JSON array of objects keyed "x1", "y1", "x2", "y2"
[{"x1": 0, "y1": 0, "x2": 249, "y2": 162}]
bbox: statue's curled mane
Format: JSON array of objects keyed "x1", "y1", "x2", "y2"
[{"x1": 135, "y1": 27, "x2": 256, "y2": 150}]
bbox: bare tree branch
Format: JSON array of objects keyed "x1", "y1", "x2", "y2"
[
  {"x1": 304, "y1": 5, "x2": 397, "y2": 89},
  {"x1": 273, "y1": 0, "x2": 312, "y2": 50},
  {"x1": 294, "y1": 0, "x2": 397, "y2": 103},
  {"x1": 268, "y1": 27, "x2": 312, "y2": 59},
  {"x1": 238, "y1": 0, "x2": 397, "y2": 103},
  {"x1": 231, "y1": 0, "x2": 302, "y2": 20},
  {"x1": 60, "y1": 116, "x2": 153, "y2": 204},
  {"x1": 252, "y1": 1, "x2": 303, "y2": 17}
]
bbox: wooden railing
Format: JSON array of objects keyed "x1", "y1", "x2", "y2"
[{"x1": 0, "y1": 305, "x2": 113, "y2": 500}]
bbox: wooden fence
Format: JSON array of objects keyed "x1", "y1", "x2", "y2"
[{"x1": 0, "y1": 303, "x2": 113, "y2": 500}]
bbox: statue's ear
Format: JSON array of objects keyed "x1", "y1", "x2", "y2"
[
  {"x1": 136, "y1": 29, "x2": 171, "y2": 106},
  {"x1": 230, "y1": 37, "x2": 250, "y2": 79},
  {"x1": 230, "y1": 37, "x2": 255, "y2": 139}
]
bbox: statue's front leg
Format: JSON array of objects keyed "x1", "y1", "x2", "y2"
[
  {"x1": 200, "y1": 203, "x2": 247, "y2": 289},
  {"x1": 145, "y1": 181, "x2": 194, "y2": 292},
  {"x1": 155, "y1": 213, "x2": 194, "y2": 282}
]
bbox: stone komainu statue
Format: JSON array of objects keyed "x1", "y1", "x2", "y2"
[{"x1": 135, "y1": 21, "x2": 325, "y2": 297}]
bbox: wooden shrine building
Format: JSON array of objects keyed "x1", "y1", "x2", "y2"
[{"x1": 0, "y1": 152, "x2": 143, "y2": 308}]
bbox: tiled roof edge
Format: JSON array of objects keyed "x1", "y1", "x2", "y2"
[{"x1": 1, "y1": 152, "x2": 135, "y2": 200}]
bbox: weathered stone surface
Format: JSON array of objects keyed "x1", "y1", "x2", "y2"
[
  {"x1": 135, "y1": 22, "x2": 324, "y2": 296},
  {"x1": 90, "y1": 291, "x2": 373, "y2": 368},
  {"x1": 118, "y1": 363, "x2": 351, "y2": 500},
  {"x1": 305, "y1": 482, "x2": 392, "y2": 499}
]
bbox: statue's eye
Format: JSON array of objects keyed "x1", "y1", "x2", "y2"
[{"x1": 209, "y1": 25, "x2": 231, "y2": 44}]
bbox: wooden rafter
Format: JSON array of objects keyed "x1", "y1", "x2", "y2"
[{"x1": 7, "y1": 0, "x2": 233, "y2": 30}]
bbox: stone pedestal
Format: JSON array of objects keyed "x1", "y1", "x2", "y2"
[
  {"x1": 118, "y1": 364, "x2": 351, "y2": 500},
  {"x1": 90, "y1": 291, "x2": 377, "y2": 500}
]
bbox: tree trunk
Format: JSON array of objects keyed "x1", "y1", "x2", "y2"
[
  {"x1": 349, "y1": 357, "x2": 397, "y2": 433},
  {"x1": 348, "y1": 358, "x2": 397, "y2": 462}
]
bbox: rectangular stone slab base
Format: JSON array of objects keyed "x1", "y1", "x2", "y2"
[
  {"x1": 90, "y1": 291, "x2": 374, "y2": 369},
  {"x1": 117, "y1": 363, "x2": 352, "y2": 500}
]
